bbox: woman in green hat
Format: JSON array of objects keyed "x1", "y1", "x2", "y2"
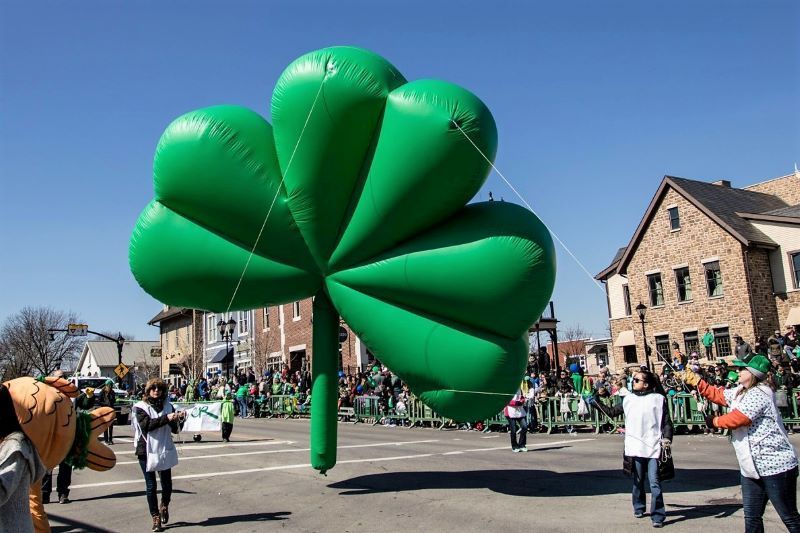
[{"x1": 681, "y1": 355, "x2": 799, "y2": 532}]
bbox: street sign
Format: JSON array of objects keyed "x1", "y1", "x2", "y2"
[
  {"x1": 114, "y1": 363, "x2": 129, "y2": 379},
  {"x1": 67, "y1": 323, "x2": 89, "y2": 336},
  {"x1": 338, "y1": 327, "x2": 348, "y2": 343}
]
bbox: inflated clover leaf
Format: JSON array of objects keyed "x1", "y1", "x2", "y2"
[{"x1": 130, "y1": 46, "x2": 556, "y2": 473}]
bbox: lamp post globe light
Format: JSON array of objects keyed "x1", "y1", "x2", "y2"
[
  {"x1": 217, "y1": 318, "x2": 237, "y2": 378},
  {"x1": 635, "y1": 302, "x2": 652, "y2": 370}
]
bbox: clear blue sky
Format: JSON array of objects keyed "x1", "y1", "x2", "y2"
[{"x1": 1, "y1": 0, "x2": 798, "y2": 341}]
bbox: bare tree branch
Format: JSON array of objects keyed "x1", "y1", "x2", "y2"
[{"x1": 0, "y1": 306, "x2": 84, "y2": 378}]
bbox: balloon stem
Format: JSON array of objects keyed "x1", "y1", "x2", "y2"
[{"x1": 310, "y1": 290, "x2": 339, "y2": 473}]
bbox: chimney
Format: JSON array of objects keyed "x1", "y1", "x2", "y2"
[{"x1": 712, "y1": 179, "x2": 731, "y2": 188}]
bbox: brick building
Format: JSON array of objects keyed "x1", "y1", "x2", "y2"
[
  {"x1": 596, "y1": 172, "x2": 800, "y2": 370},
  {"x1": 149, "y1": 300, "x2": 373, "y2": 381}
]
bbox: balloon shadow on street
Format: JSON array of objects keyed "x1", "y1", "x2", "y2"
[
  {"x1": 169, "y1": 511, "x2": 291, "y2": 527},
  {"x1": 328, "y1": 468, "x2": 739, "y2": 498}
]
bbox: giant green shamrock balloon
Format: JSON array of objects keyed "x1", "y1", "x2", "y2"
[{"x1": 130, "y1": 46, "x2": 556, "y2": 473}]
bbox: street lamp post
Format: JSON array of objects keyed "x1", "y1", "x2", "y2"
[
  {"x1": 635, "y1": 302, "x2": 652, "y2": 370},
  {"x1": 217, "y1": 318, "x2": 237, "y2": 379}
]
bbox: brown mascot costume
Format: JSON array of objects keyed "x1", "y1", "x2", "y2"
[{"x1": 3, "y1": 376, "x2": 117, "y2": 532}]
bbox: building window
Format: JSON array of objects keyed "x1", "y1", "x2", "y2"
[
  {"x1": 704, "y1": 261, "x2": 724, "y2": 297},
  {"x1": 683, "y1": 331, "x2": 699, "y2": 357},
  {"x1": 655, "y1": 335, "x2": 670, "y2": 361},
  {"x1": 623, "y1": 345, "x2": 638, "y2": 364},
  {"x1": 293, "y1": 301, "x2": 301, "y2": 319},
  {"x1": 263, "y1": 307, "x2": 270, "y2": 329},
  {"x1": 206, "y1": 314, "x2": 216, "y2": 343},
  {"x1": 238, "y1": 311, "x2": 249, "y2": 335},
  {"x1": 714, "y1": 327, "x2": 731, "y2": 358},
  {"x1": 622, "y1": 284, "x2": 632, "y2": 316},
  {"x1": 668, "y1": 207, "x2": 680, "y2": 230},
  {"x1": 674, "y1": 267, "x2": 692, "y2": 302},
  {"x1": 791, "y1": 252, "x2": 800, "y2": 289},
  {"x1": 647, "y1": 273, "x2": 664, "y2": 306}
]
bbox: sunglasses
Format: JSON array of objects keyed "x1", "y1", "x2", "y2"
[{"x1": 632, "y1": 378, "x2": 643, "y2": 384}]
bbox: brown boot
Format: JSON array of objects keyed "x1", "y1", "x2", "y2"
[
  {"x1": 160, "y1": 503, "x2": 169, "y2": 525},
  {"x1": 152, "y1": 515, "x2": 163, "y2": 532}
]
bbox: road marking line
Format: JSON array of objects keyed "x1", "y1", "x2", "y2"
[
  {"x1": 480, "y1": 435, "x2": 499, "y2": 439},
  {"x1": 115, "y1": 439, "x2": 441, "y2": 465},
  {"x1": 113, "y1": 439, "x2": 293, "y2": 455},
  {"x1": 70, "y1": 438, "x2": 594, "y2": 490}
]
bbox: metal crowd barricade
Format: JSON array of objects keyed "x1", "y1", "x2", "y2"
[
  {"x1": 406, "y1": 396, "x2": 446, "y2": 428},
  {"x1": 353, "y1": 395, "x2": 382, "y2": 425}
]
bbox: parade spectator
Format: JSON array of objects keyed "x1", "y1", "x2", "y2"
[
  {"x1": 221, "y1": 392, "x2": 235, "y2": 442},
  {"x1": 591, "y1": 369, "x2": 673, "y2": 528},
  {"x1": 132, "y1": 379, "x2": 184, "y2": 532},
  {"x1": 735, "y1": 334, "x2": 753, "y2": 361},
  {"x1": 682, "y1": 356, "x2": 800, "y2": 532},
  {"x1": 504, "y1": 384, "x2": 528, "y2": 452},
  {"x1": 235, "y1": 382, "x2": 250, "y2": 419},
  {"x1": 702, "y1": 328, "x2": 715, "y2": 360},
  {"x1": 98, "y1": 380, "x2": 116, "y2": 445}
]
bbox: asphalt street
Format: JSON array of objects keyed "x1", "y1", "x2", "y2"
[{"x1": 45, "y1": 418, "x2": 797, "y2": 532}]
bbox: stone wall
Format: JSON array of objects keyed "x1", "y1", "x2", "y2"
[{"x1": 776, "y1": 291, "x2": 800, "y2": 329}]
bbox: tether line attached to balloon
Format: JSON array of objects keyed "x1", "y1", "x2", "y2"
[
  {"x1": 451, "y1": 120, "x2": 606, "y2": 295},
  {"x1": 224, "y1": 80, "x2": 327, "y2": 315}
]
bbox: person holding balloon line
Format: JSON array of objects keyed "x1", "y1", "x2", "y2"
[
  {"x1": 681, "y1": 355, "x2": 800, "y2": 532},
  {"x1": 590, "y1": 369, "x2": 673, "y2": 528}
]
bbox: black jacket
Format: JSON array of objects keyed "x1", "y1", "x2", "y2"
[{"x1": 134, "y1": 403, "x2": 180, "y2": 457}]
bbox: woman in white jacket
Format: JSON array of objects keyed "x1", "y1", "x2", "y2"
[
  {"x1": 132, "y1": 379, "x2": 184, "y2": 532},
  {"x1": 682, "y1": 355, "x2": 799, "y2": 532},
  {"x1": 591, "y1": 369, "x2": 673, "y2": 528}
]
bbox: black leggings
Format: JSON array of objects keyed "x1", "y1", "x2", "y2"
[{"x1": 138, "y1": 457, "x2": 172, "y2": 517}]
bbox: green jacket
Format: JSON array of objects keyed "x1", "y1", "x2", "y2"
[
  {"x1": 235, "y1": 385, "x2": 248, "y2": 398},
  {"x1": 221, "y1": 399, "x2": 235, "y2": 423},
  {"x1": 702, "y1": 332, "x2": 714, "y2": 347}
]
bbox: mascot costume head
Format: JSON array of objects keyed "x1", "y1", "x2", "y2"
[{"x1": 2, "y1": 376, "x2": 117, "y2": 532}]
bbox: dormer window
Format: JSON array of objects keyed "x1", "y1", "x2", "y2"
[{"x1": 668, "y1": 206, "x2": 680, "y2": 231}]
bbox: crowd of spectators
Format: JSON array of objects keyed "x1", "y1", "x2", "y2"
[{"x1": 128, "y1": 326, "x2": 799, "y2": 430}]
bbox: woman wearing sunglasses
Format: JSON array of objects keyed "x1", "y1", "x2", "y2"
[
  {"x1": 681, "y1": 355, "x2": 799, "y2": 532},
  {"x1": 132, "y1": 379, "x2": 185, "y2": 532},
  {"x1": 591, "y1": 369, "x2": 673, "y2": 528}
]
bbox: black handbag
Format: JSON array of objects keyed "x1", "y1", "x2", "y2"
[{"x1": 658, "y1": 444, "x2": 675, "y2": 481}]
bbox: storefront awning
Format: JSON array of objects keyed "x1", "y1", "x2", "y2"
[
  {"x1": 615, "y1": 330, "x2": 635, "y2": 347},
  {"x1": 587, "y1": 344, "x2": 609, "y2": 354},
  {"x1": 787, "y1": 307, "x2": 800, "y2": 328},
  {"x1": 208, "y1": 347, "x2": 232, "y2": 364}
]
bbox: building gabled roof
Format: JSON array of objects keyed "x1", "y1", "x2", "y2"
[
  {"x1": 77, "y1": 341, "x2": 161, "y2": 370},
  {"x1": 737, "y1": 205, "x2": 800, "y2": 225},
  {"x1": 148, "y1": 307, "x2": 189, "y2": 325},
  {"x1": 595, "y1": 247, "x2": 627, "y2": 280},
  {"x1": 616, "y1": 176, "x2": 789, "y2": 274},
  {"x1": 761, "y1": 204, "x2": 800, "y2": 217}
]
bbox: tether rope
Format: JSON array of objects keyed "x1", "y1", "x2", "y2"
[
  {"x1": 224, "y1": 80, "x2": 326, "y2": 314},
  {"x1": 451, "y1": 120, "x2": 606, "y2": 295}
]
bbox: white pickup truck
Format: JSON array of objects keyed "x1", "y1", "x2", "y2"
[{"x1": 70, "y1": 376, "x2": 131, "y2": 424}]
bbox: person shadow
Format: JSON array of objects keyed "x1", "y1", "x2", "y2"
[{"x1": 328, "y1": 468, "x2": 739, "y2": 498}]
